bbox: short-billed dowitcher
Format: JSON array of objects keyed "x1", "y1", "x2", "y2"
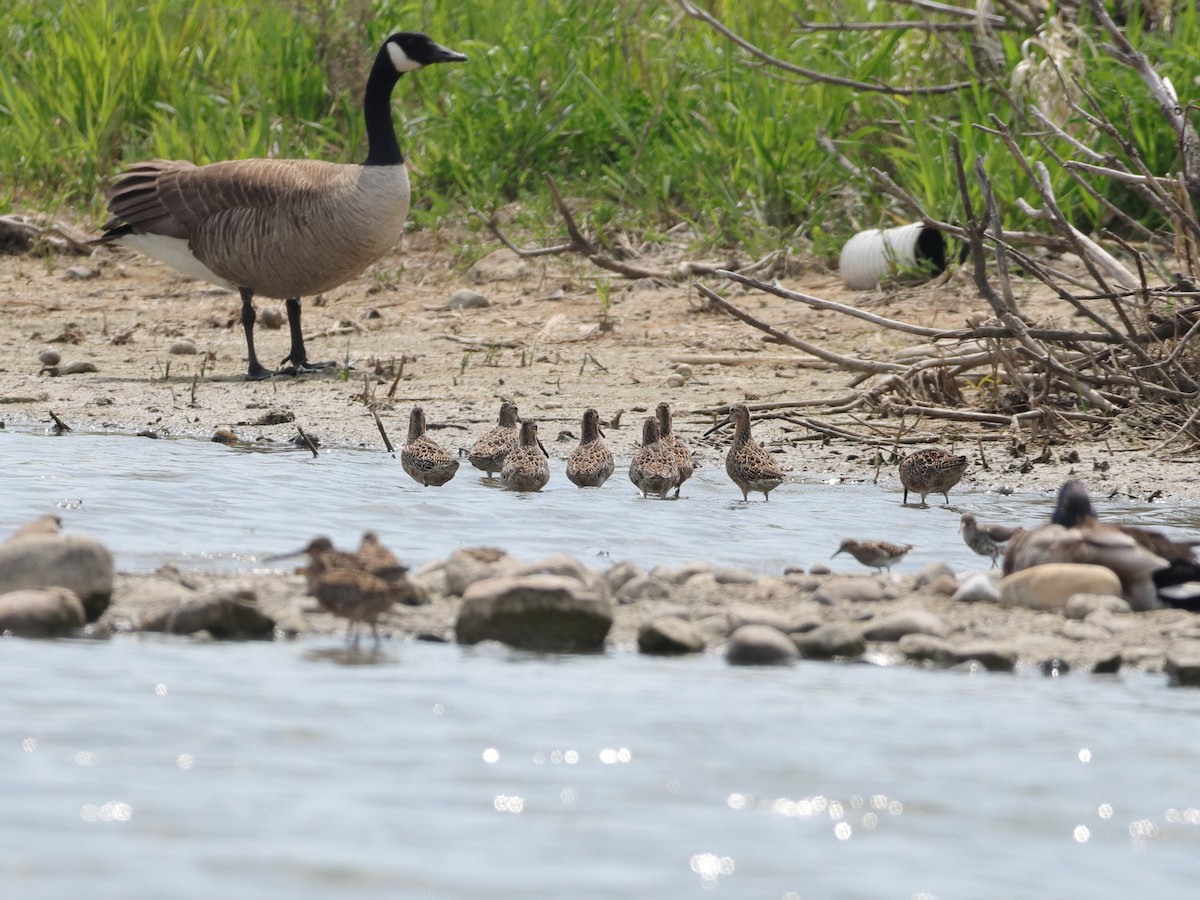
[
  {"x1": 628, "y1": 417, "x2": 680, "y2": 499},
  {"x1": 311, "y1": 567, "x2": 405, "y2": 644},
  {"x1": 898, "y1": 447, "x2": 968, "y2": 507},
  {"x1": 566, "y1": 408, "x2": 614, "y2": 488},
  {"x1": 655, "y1": 402, "x2": 693, "y2": 497},
  {"x1": 468, "y1": 400, "x2": 520, "y2": 477},
  {"x1": 959, "y1": 513, "x2": 1017, "y2": 567},
  {"x1": 1004, "y1": 479, "x2": 1170, "y2": 611},
  {"x1": 500, "y1": 420, "x2": 550, "y2": 491},
  {"x1": 832, "y1": 538, "x2": 914, "y2": 572},
  {"x1": 401, "y1": 406, "x2": 459, "y2": 486},
  {"x1": 703, "y1": 404, "x2": 784, "y2": 501}
]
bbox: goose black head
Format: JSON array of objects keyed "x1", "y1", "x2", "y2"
[{"x1": 384, "y1": 32, "x2": 468, "y2": 73}]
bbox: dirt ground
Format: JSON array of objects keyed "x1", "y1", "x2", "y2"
[{"x1": 0, "y1": 227, "x2": 1195, "y2": 504}]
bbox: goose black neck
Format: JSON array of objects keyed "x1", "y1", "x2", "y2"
[{"x1": 363, "y1": 50, "x2": 404, "y2": 167}]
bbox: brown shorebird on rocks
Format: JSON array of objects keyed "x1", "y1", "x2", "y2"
[
  {"x1": 500, "y1": 420, "x2": 550, "y2": 491},
  {"x1": 468, "y1": 400, "x2": 520, "y2": 477},
  {"x1": 703, "y1": 404, "x2": 784, "y2": 501},
  {"x1": 566, "y1": 408, "x2": 614, "y2": 488},
  {"x1": 629, "y1": 417, "x2": 680, "y2": 499},
  {"x1": 310, "y1": 567, "x2": 405, "y2": 645},
  {"x1": 655, "y1": 402, "x2": 693, "y2": 497},
  {"x1": 959, "y1": 513, "x2": 1018, "y2": 567},
  {"x1": 898, "y1": 447, "x2": 968, "y2": 507},
  {"x1": 1004, "y1": 479, "x2": 1171, "y2": 612},
  {"x1": 832, "y1": 538, "x2": 914, "y2": 572},
  {"x1": 401, "y1": 406, "x2": 459, "y2": 486}
]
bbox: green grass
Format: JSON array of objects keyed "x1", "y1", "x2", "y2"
[{"x1": 2, "y1": 1, "x2": 1198, "y2": 257}]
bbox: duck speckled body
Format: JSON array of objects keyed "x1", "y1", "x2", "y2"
[
  {"x1": 655, "y1": 402, "x2": 693, "y2": 497},
  {"x1": 628, "y1": 418, "x2": 680, "y2": 499},
  {"x1": 899, "y1": 447, "x2": 968, "y2": 507},
  {"x1": 401, "y1": 406, "x2": 459, "y2": 486},
  {"x1": 566, "y1": 408, "x2": 614, "y2": 488},
  {"x1": 500, "y1": 420, "x2": 550, "y2": 491},
  {"x1": 468, "y1": 400, "x2": 520, "y2": 477},
  {"x1": 704, "y1": 404, "x2": 783, "y2": 501}
]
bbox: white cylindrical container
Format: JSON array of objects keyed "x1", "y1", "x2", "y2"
[{"x1": 839, "y1": 222, "x2": 947, "y2": 290}]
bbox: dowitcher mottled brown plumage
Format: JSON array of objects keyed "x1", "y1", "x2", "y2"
[
  {"x1": 566, "y1": 408, "x2": 614, "y2": 488},
  {"x1": 628, "y1": 417, "x2": 680, "y2": 499},
  {"x1": 959, "y1": 513, "x2": 1017, "y2": 567},
  {"x1": 468, "y1": 400, "x2": 520, "y2": 477},
  {"x1": 500, "y1": 420, "x2": 550, "y2": 491},
  {"x1": 311, "y1": 567, "x2": 405, "y2": 644},
  {"x1": 401, "y1": 405, "x2": 459, "y2": 486},
  {"x1": 655, "y1": 402, "x2": 693, "y2": 497},
  {"x1": 703, "y1": 404, "x2": 784, "y2": 501},
  {"x1": 898, "y1": 447, "x2": 968, "y2": 507},
  {"x1": 832, "y1": 538, "x2": 914, "y2": 572}
]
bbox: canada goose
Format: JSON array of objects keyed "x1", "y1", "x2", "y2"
[
  {"x1": 898, "y1": 447, "x2": 968, "y2": 507},
  {"x1": 702, "y1": 404, "x2": 783, "y2": 501},
  {"x1": 95, "y1": 32, "x2": 467, "y2": 379}
]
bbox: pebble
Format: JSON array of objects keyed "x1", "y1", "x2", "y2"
[
  {"x1": 860, "y1": 609, "x2": 947, "y2": 642},
  {"x1": 1063, "y1": 593, "x2": 1132, "y2": 620},
  {"x1": 38, "y1": 349, "x2": 61, "y2": 366},
  {"x1": 794, "y1": 622, "x2": 866, "y2": 660},
  {"x1": 64, "y1": 265, "x2": 99, "y2": 280},
  {"x1": 258, "y1": 306, "x2": 285, "y2": 329},
  {"x1": 1165, "y1": 642, "x2": 1200, "y2": 687},
  {"x1": 443, "y1": 547, "x2": 521, "y2": 597},
  {"x1": 1001, "y1": 564, "x2": 1122, "y2": 611},
  {"x1": 446, "y1": 288, "x2": 490, "y2": 310},
  {"x1": 157, "y1": 592, "x2": 275, "y2": 639},
  {"x1": 897, "y1": 633, "x2": 951, "y2": 662},
  {"x1": 725, "y1": 625, "x2": 798, "y2": 666},
  {"x1": 952, "y1": 572, "x2": 1000, "y2": 604},
  {"x1": 602, "y1": 560, "x2": 642, "y2": 595},
  {"x1": 0, "y1": 533, "x2": 114, "y2": 621},
  {"x1": 811, "y1": 577, "x2": 884, "y2": 605},
  {"x1": 0, "y1": 587, "x2": 86, "y2": 637},
  {"x1": 914, "y1": 562, "x2": 955, "y2": 588},
  {"x1": 211, "y1": 427, "x2": 239, "y2": 445},
  {"x1": 935, "y1": 641, "x2": 1018, "y2": 672},
  {"x1": 638, "y1": 616, "x2": 705, "y2": 655},
  {"x1": 168, "y1": 339, "x2": 198, "y2": 355},
  {"x1": 616, "y1": 573, "x2": 672, "y2": 604},
  {"x1": 60, "y1": 361, "x2": 98, "y2": 375},
  {"x1": 455, "y1": 574, "x2": 613, "y2": 652}
]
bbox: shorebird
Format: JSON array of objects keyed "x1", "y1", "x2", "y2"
[
  {"x1": 468, "y1": 400, "x2": 520, "y2": 477},
  {"x1": 703, "y1": 404, "x2": 784, "y2": 501},
  {"x1": 832, "y1": 538, "x2": 914, "y2": 572},
  {"x1": 566, "y1": 408, "x2": 615, "y2": 488},
  {"x1": 94, "y1": 33, "x2": 466, "y2": 380},
  {"x1": 899, "y1": 447, "x2": 968, "y2": 507},
  {"x1": 1003, "y1": 480, "x2": 1169, "y2": 611},
  {"x1": 500, "y1": 420, "x2": 550, "y2": 491},
  {"x1": 959, "y1": 513, "x2": 1018, "y2": 567},
  {"x1": 628, "y1": 417, "x2": 680, "y2": 499},
  {"x1": 655, "y1": 402, "x2": 693, "y2": 497},
  {"x1": 401, "y1": 406, "x2": 459, "y2": 486},
  {"x1": 310, "y1": 567, "x2": 405, "y2": 644}
]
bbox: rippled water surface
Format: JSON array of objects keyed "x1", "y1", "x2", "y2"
[{"x1": 3, "y1": 427, "x2": 1199, "y2": 897}]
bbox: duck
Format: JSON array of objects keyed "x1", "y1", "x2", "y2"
[
  {"x1": 898, "y1": 447, "x2": 968, "y2": 507},
  {"x1": 566, "y1": 408, "x2": 615, "y2": 487},
  {"x1": 832, "y1": 538, "x2": 913, "y2": 572},
  {"x1": 94, "y1": 32, "x2": 467, "y2": 380},
  {"x1": 628, "y1": 417, "x2": 680, "y2": 499},
  {"x1": 703, "y1": 404, "x2": 784, "y2": 501},
  {"x1": 1003, "y1": 480, "x2": 1169, "y2": 611},
  {"x1": 500, "y1": 420, "x2": 550, "y2": 491},
  {"x1": 401, "y1": 406, "x2": 459, "y2": 486},
  {"x1": 468, "y1": 400, "x2": 520, "y2": 477},
  {"x1": 655, "y1": 402, "x2": 693, "y2": 497}
]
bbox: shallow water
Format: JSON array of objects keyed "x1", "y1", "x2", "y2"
[
  {"x1": 3, "y1": 427, "x2": 1200, "y2": 897},
  {"x1": 3, "y1": 638, "x2": 1199, "y2": 899},
  {"x1": 3, "y1": 425, "x2": 1198, "y2": 576}
]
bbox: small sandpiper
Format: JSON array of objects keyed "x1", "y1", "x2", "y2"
[
  {"x1": 656, "y1": 401, "x2": 693, "y2": 497},
  {"x1": 500, "y1": 420, "x2": 550, "y2": 491},
  {"x1": 401, "y1": 406, "x2": 459, "y2": 486},
  {"x1": 628, "y1": 417, "x2": 680, "y2": 499},
  {"x1": 566, "y1": 408, "x2": 615, "y2": 488},
  {"x1": 468, "y1": 400, "x2": 520, "y2": 477},
  {"x1": 703, "y1": 403, "x2": 784, "y2": 501},
  {"x1": 310, "y1": 567, "x2": 404, "y2": 645},
  {"x1": 959, "y1": 513, "x2": 1017, "y2": 567},
  {"x1": 832, "y1": 538, "x2": 914, "y2": 572},
  {"x1": 898, "y1": 447, "x2": 968, "y2": 507}
]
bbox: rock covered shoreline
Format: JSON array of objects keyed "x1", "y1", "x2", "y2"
[{"x1": 3, "y1": 519, "x2": 1200, "y2": 686}]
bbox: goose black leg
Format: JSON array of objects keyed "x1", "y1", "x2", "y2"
[
  {"x1": 280, "y1": 297, "x2": 337, "y2": 375},
  {"x1": 240, "y1": 287, "x2": 274, "y2": 381}
]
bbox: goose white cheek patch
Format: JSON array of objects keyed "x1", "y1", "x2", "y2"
[{"x1": 386, "y1": 42, "x2": 421, "y2": 73}]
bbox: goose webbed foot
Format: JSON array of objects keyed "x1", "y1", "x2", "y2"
[{"x1": 276, "y1": 356, "x2": 339, "y2": 376}]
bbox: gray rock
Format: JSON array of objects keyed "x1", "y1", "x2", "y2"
[
  {"x1": 603, "y1": 560, "x2": 642, "y2": 594},
  {"x1": 725, "y1": 625, "x2": 798, "y2": 666},
  {"x1": 139, "y1": 589, "x2": 275, "y2": 639},
  {"x1": 914, "y1": 562, "x2": 955, "y2": 588},
  {"x1": 1165, "y1": 642, "x2": 1200, "y2": 688},
  {"x1": 808, "y1": 563, "x2": 832, "y2": 576},
  {"x1": 713, "y1": 566, "x2": 759, "y2": 585},
  {"x1": 638, "y1": 616, "x2": 705, "y2": 655},
  {"x1": 0, "y1": 588, "x2": 86, "y2": 637},
  {"x1": 411, "y1": 560, "x2": 449, "y2": 598},
  {"x1": 446, "y1": 288, "x2": 491, "y2": 309},
  {"x1": 924, "y1": 574, "x2": 961, "y2": 597},
  {"x1": 897, "y1": 633, "x2": 951, "y2": 662},
  {"x1": 726, "y1": 603, "x2": 793, "y2": 633},
  {"x1": 795, "y1": 622, "x2": 867, "y2": 660},
  {"x1": 1063, "y1": 593, "x2": 1132, "y2": 620},
  {"x1": 860, "y1": 609, "x2": 947, "y2": 642},
  {"x1": 61, "y1": 361, "x2": 98, "y2": 375},
  {"x1": 784, "y1": 573, "x2": 821, "y2": 592},
  {"x1": 467, "y1": 248, "x2": 529, "y2": 283},
  {"x1": 616, "y1": 573, "x2": 672, "y2": 604},
  {"x1": 650, "y1": 562, "x2": 713, "y2": 586},
  {"x1": 517, "y1": 554, "x2": 602, "y2": 591},
  {"x1": 455, "y1": 574, "x2": 613, "y2": 652},
  {"x1": 1092, "y1": 653, "x2": 1122, "y2": 675},
  {"x1": 811, "y1": 577, "x2": 884, "y2": 605},
  {"x1": 935, "y1": 641, "x2": 1017, "y2": 672},
  {"x1": 952, "y1": 572, "x2": 1000, "y2": 604},
  {"x1": 0, "y1": 534, "x2": 114, "y2": 621},
  {"x1": 443, "y1": 548, "x2": 520, "y2": 597},
  {"x1": 1059, "y1": 620, "x2": 1113, "y2": 642},
  {"x1": 696, "y1": 614, "x2": 731, "y2": 639},
  {"x1": 1000, "y1": 564, "x2": 1121, "y2": 611},
  {"x1": 38, "y1": 349, "x2": 61, "y2": 366},
  {"x1": 168, "y1": 339, "x2": 198, "y2": 355}
]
